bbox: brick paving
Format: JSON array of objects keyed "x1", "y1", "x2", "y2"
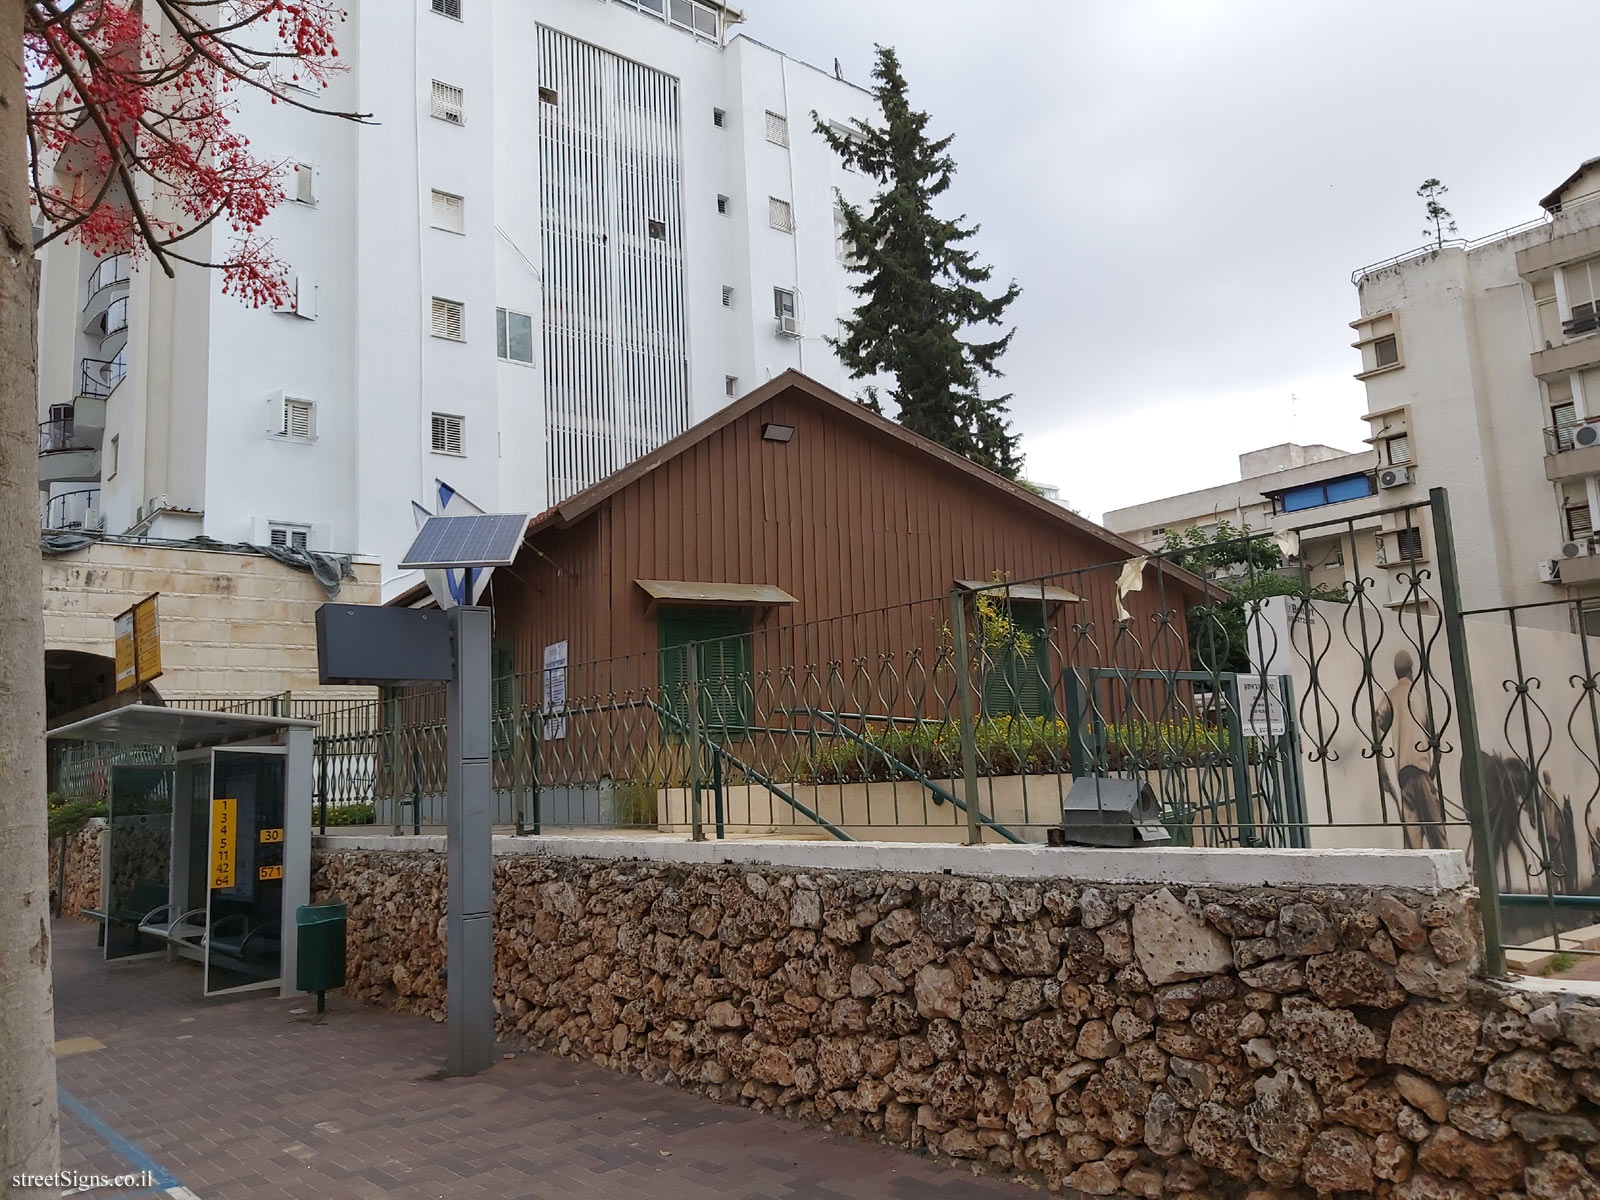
[{"x1": 52, "y1": 919, "x2": 1045, "y2": 1199}]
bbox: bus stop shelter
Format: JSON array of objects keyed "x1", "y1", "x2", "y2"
[{"x1": 50, "y1": 705, "x2": 316, "y2": 998}]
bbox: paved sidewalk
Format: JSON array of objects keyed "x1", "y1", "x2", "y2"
[{"x1": 52, "y1": 920, "x2": 1042, "y2": 1199}]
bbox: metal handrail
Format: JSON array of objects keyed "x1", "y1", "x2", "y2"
[
  {"x1": 38, "y1": 417, "x2": 90, "y2": 454},
  {"x1": 44, "y1": 488, "x2": 101, "y2": 530},
  {"x1": 1350, "y1": 214, "x2": 1553, "y2": 285},
  {"x1": 101, "y1": 295, "x2": 129, "y2": 338},
  {"x1": 85, "y1": 254, "x2": 131, "y2": 303},
  {"x1": 80, "y1": 352, "x2": 125, "y2": 398}
]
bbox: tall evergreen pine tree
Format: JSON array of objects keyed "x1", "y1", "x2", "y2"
[{"x1": 817, "y1": 46, "x2": 1023, "y2": 477}]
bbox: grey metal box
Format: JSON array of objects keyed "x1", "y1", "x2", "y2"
[
  {"x1": 315, "y1": 605, "x2": 455, "y2": 684},
  {"x1": 1048, "y1": 777, "x2": 1172, "y2": 848}
]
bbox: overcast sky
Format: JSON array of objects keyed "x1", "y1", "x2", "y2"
[{"x1": 741, "y1": 1, "x2": 1600, "y2": 522}]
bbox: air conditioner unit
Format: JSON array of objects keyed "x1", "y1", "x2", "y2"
[
  {"x1": 1564, "y1": 540, "x2": 1593, "y2": 559},
  {"x1": 1539, "y1": 559, "x2": 1562, "y2": 584},
  {"x1": 1576, "y1": 423, "x2": 1600, "y2": 449},
  {"x1": 1377, "y1": 466, "x2": 1413, "y2": 490},
  {"x1": 83, "y1": 508, "x2": 103, "y2": 531},
  {"x1": 776, "y1": 314, "x2": 801, "y2": 338}
]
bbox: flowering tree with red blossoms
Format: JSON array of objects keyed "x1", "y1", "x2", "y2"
[{"x1": 0, "y1": 1, "x2": 359, "y2": 1184}]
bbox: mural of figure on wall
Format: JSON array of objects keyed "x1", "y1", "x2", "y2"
[
  {"x1": 1373, "y1": 649, "x2": 1447, "y2": 850},
  {"x1": 1484, "y1": 753, "x2": 1586, "y2": 895}
]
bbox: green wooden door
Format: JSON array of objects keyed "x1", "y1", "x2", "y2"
[
  {"x1": 658, "y1": 608, "x2": 753, "y2": 739},
  {"x1": 979, "y1": 601, "x2": 1053, "y2": 719}
]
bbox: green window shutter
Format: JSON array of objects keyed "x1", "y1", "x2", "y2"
[
  {"x1": 658, "y1": 608, "x2": 752, "y2": 739},
  {"x1": 979, "y1": 601, "x2": 1053, "y2": 720},
  {"x1": 491, "y1": 640, "x2": 516, "y2": 753}
]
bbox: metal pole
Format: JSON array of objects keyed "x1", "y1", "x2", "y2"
[
  {"x1": 949, "y1": 593, "x2": 983, "y2": 846},
  {"x1": 317, "y1": 745, "x2": 328, "y2": 835},
  {"x1": 445, "y1": 605, "x2": 495, "y2": 1075},
  {"x1": 687, "y1": 642, "x2": 704, "y2": 842},
  {"x1": 1429, "y1": 488, "x2": 1506, "y2": 977}
]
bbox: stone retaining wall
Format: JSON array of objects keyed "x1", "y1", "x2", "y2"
[
  {"x1": 49, "y1": 819, "x2": 103, "y2": 918},
  {"x1": 312, "y1": 838, "x2": 1600, "y2": 1199}
]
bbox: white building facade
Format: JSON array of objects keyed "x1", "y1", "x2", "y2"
[
  {"x1": 1347, "y1": 158, "x2": 1600, "y2": 628},
  {"x1": 36, "y1": 0, "x2": 876, "y2": 597}
]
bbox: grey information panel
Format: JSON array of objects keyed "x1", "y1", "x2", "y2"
[{"x1": 400, "y1": 514, "x2": 531, "y2": 569}]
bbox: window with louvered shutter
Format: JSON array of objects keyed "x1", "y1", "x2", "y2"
[
  {"x1": 764, "y1": 111, "x2": 788, "y2": 146},
  {"x1": 431, "y1": 190, "x2": 463, "y2": 233},
  {"x1": 431, "y1": 80, "x2": 464, "y2": 124},
  {"x1": 721, "y1": 286, "x2": 734, "y2": 308},
  {"x1": 1396, "y1": 527, "x2": 1424, "y2": 561},
  {"x1": 431, "y1": 297, "x2": 464, "y2": 340},
  {"x1": 1386, "y1": 434, "x2": 1411, "y2": 465},
  {"x1": 657, "y1": 608, "x2": 752, "y2": 739},
  {"x1": 978, "y1": 601, "x2": 1054, "y2": 719},
  {"x1": 724, "y1": 375, "x2": 738, "y2": 397},
  {"x1": 294, "y1": 162, "x2": 316, "y2": 204},
  {"x1": 431, "y1": 413, "x2": 464, "y2": 455},
  {"x1": 1553, "y1": 402, "x2": 1578, "y2": 451},
  {"x1": 1571, "y1": 505, "x2": 1596, "y2": 539},
  {"x1": 270, "y1": 524, "x2": 310, "y2": 550},
  {"x1": 431, "y1": 0, "x2": 461, "y2": 18},
  {"x1": 281, "y1": 396, "x2": 314, "y2": 441},
  {"x1": 768, "y1": 197, "x2": 793, "y2": 233},
  {"x1": 712, "y1": 108, "x2": 726, "y2": 128}
]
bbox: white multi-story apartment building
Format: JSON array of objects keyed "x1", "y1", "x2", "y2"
[
  {"x1": 1108, "y1": 157, "x2": 1600, "y2": 633},
  {"x1": 36, "y1": 0, "x2": 876, "y2": 597},
  {"x1": 1348, "y1": 157, "x2": 1600, "y2": 628}
]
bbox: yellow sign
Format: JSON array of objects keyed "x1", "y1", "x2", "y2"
[
  {"x1": 258, "y1": 864, "x2": 284, "y2": 882},
  {"x1": 210, "y1": 797, "x2": 237, "y2": 889},
  {"x1": 259, "y1": 828, "x2": 285, "y2": 844},
  {"x1": 113, "y1": 612, "x2": 137, "y2": 692},
  {"x1": 133, "y1": 594, "x2": 162, "y2": 685},
  {"x1": 113, "y1": 593, "x2": 163, "y2": 692}
]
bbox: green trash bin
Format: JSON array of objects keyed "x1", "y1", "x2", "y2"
[{"x1": 296, "y1": 901, "x2": 347, "y2": 1012}]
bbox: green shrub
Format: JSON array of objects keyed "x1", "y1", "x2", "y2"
[
  {"x1": 47, "y1": 793, "x2": 107, "y2": 841},
  {"x1": 319, "y1": 803, "x2": 376, "y2": 827},
  {"x1": 787, "y1": 715, "x2": 1235, "y2": 785}
]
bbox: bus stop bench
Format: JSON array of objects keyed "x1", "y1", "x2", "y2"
[{"x1": 83, "y1": 881, "x2": 168, "y2": 948}]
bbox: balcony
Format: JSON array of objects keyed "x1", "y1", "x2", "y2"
[
  {"x1": 43, "y1": 488, "x2": 103, "y2": 532},
  {"x1": 1546, "y1": 423, "x2": 1600, "y2": 481},
  {"x1": 80, "y1": 352, "x2": 126, "y2": 400},
  {"x1": 84, "y1": 254, "x2": 130, "y2": 307},
  {"x1": 38, "y1": 418, "x2": 99, "y2": 486},
  {"x1": 1557, "y1": 540, "x2": 1600, "y2": 586},
  {"x1": 1531, "y1": 333, "x2": 1600, "y2": 380}
]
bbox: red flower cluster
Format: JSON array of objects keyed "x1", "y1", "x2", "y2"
[{"x1": 24, "y1": 0, "x2": 359, "y2": 307}]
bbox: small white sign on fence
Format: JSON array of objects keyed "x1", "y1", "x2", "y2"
[
  {"x1": 542, "y1": 641, "x2": 567, "y2": 741},
  {"x1": 1237, "y1": 675, "x2": 1287, "y2": 740}
]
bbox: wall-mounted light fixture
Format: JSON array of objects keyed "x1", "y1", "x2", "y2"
[{"x1": 761, "y1": 423, "x2": 795, "y2": 443}]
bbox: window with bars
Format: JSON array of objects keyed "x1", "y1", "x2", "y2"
[
  {"x1": 496, "y1": 308, "x2": 533, "y2": 364},
  {"x1": 431, "y1": 80, "x2": 465, "y2": 124},
  {"x1": 1570, "y1": 504, "x2": 1596, "y2": 540},
  {"x1": 280, "y1": 396, "x2": 315, "y2": 441},
  {"x1": 768, "y1": 197, "x2": 794, "y2": 233},
  {"x1": 431, "y1": 413, "x2": 464, "y2": 455},
  {"x1": 431, "y1": 297, "x2": 464, "y2": 340},
  {"x1": 1386, "y1": 434, "x2": 1412, "y2": 466},
  {"x1": 431, "y1": 189, "x2": 464, "y2": 233},
  {"x1": 431, "y1": 0, "x2": 461, "y2": 17},
  {"x1": 764, "y1": 110, "x2": 788, "y2": 146},
  {"x1": 269, "y1": 523, "x2": 310, "y2": 551}
]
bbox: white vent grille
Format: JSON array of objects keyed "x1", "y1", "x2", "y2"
[
  {"x1": 721, "y1": 286, "x2": 734, "y2": 308},
  {"x1": 431, "y1": 80, "x2": 464, "y2": 124},
  {"x1": 1387, "y1": 433, "x2": 1412, "y2": 466},
  {"x1": 431, "y1": 189, "x2": 463, "y2": 232},
  {"x1": 431, "y1": 413, "x2": 464, "y2": 455},
  {"x1": 281, "y1": 396, "x2": 315, "y2": 441},
  {"x1": 764, "y1": 110, "x2": 788, "y2": 146},
  {"x1": 269, "y1": 523, "x2": 310, "y2": 550},
  {"x1": 294, "y1": 161, "x2": 316, "y2": 204},
  {"x1": 431, "y1": 297, "x2": 464, "y2": 340},
  {"x1": 768, "y1": 197, "x2": 794, "y2": 233}
]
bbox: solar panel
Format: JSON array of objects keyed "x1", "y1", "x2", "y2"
[{"x1": 399, "y1": 513, "x2": 531, "y2": 569}]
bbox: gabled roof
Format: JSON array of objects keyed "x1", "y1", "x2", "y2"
[
  {"x1": 1541, "y1": 156, "x2": 1600, "y2": 214},
  {"x1": 528, "y1": 370, "x2": 1207, "y2": 595}
]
